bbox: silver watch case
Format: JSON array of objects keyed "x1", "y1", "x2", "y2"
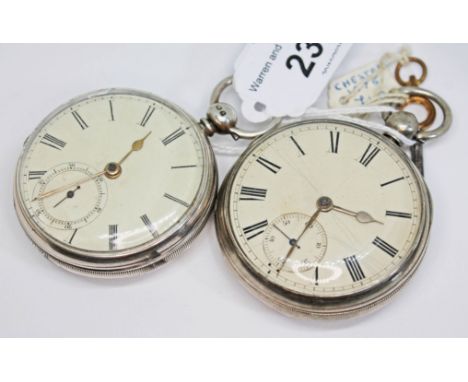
[
  {"x1": 215, "y1": 118, "x2": 432, "y2": 319},
  {"x1": 14, "y1": 88, "x2": 218, "y2": 278}
]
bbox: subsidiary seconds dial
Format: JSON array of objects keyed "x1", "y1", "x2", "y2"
[
  {"x1": 32, "y1": 162, "x2": 107, "y2": 230},
  {"x1": 263, "y1": 213, "x2": 327, "y2": 275}
]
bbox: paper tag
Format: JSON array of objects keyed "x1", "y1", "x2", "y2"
[
  {"x1": 328, "y1": 60, "x2": 400, "y2": 108},
  {"x1": 233, "y1": 43, "x2": 352, "y2": 123}
]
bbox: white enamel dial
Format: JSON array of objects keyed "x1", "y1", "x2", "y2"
[
  {"x1": 228, "y1": 121, "x2": 424, "y2": 298},
  {"x1": 17, "y1": 91, "x2": 206, "y2": 254}
]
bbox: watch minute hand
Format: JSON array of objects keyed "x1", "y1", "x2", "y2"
[{"x1": 32, "y1": 170, "x2": 106, "y2": 202}]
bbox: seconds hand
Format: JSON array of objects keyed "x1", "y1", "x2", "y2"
[
  {"x1": 276, "y1": 197, "x2": 329, "y2": 274},
  {"x1": 273, "y1": 224, "x2": 301, "y2": 249},
  {"x1": 53, "y1": 185, "x2": 81, "y2": 208}
]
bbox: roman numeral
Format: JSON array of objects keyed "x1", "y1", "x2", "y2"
[
  {"x1": 330, "y1": 131, "x2": 340, "y2": 153},
  {"x1": 162, "y1": 128, "x2": 185, "y2": 146},
  {"x1": 28, "y1": 170, "x2": 47, "y2": 180},
  {"x1": 171, "y1": 165, "x2": 197, "y2": 169},
  {"x1": 109, "y1": 224, "x2": 118, "y2": 250},
  {"x1": 290, "y1": 136, "x2": 305, "y2": 155},
  {"x1": 380, "y1": 176, "x2": 405, "y2": 187},
  {"x1": 240, "y1": 186, "x2": 267, "y2": 201},
  {"x1": 242, "y1": 220, "x2": 268, "y2": 240},
  {"x1": 40, "y1": 133, "x2": 66, "y2": 150},
  {"x1": 109, "y1": 100, "x2": 115, "y2": 121},
  {"x1": 386, "y1": 211, "x2": 412, "y2": 219},
  {"x1": 140, "y1": 214, "x2": 158, "y2": 237},
  {"x1": 359, "y1": 143, "x2": 380, "y2": 167},
  {"x1": 140, "y1": 105, "x2": 155, "y2": 126},
  {"x1": 163, "y1": 193, "x2": 189, "y2": 208},
  {"x1": 256, "y1": 157, "x2": 281, "y2": 174},
  {"x1": 344, "y1": 255, "x2": 365, "y2": 282},
  {"x1": 71, "y1": 110, "x2": 89, "y2": 129},
  {"x1": 372, "y1": 236, "x2": 398, "y2": 257},
  {"x1": 68, "y1": 229, "x2": 78, "y2": 244}
]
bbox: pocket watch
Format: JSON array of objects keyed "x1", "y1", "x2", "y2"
[
  {"x1": 214, "y1": 84, "x2": 451, "y2": 318},
  {"x1": 14, "y1": 88, "x2": 217, "y2": 277}
]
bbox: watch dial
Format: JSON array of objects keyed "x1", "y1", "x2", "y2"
[
  {"x1": 17, "y1": 91, "x2": 205, "y2": 253},
  {"x1": 228, "y1": 121, "x2": 424, "y2": 298}
]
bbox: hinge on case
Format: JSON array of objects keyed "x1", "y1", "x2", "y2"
[{"x1": 410, "y1": 142, "x2": 424, "y2": 176}]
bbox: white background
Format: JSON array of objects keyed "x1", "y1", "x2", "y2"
[{"x1": 1, "y1": 44, "x2": 467, "y2": 337}]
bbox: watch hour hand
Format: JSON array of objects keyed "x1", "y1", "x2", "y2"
[
  {"x1": 118, "y1": 131, "x2": 152, "y2": 165},
  {"x1": 332, "y1": 205, "x2": 383, "y2": 225},
  {"x1": 355, "y1": 211, "x2": 383, "y2": 224},
  {"x1": 33, "y1": 132, "x2": 153, "y2": 202}
]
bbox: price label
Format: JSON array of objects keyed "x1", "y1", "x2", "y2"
[{"x1": 233, "y1": 43, "x2": 352, "y2": 123}]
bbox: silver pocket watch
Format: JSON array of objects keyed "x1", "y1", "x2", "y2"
[
  {"x1": 14, "y1": 65, "x2": 452, "y2": 320},
  {"x1": 14, "y1": 88, "x2": 218, "y2": 277},
  {"x1": 213, "y1": 78, "x2": 452, "y2": 318}
]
